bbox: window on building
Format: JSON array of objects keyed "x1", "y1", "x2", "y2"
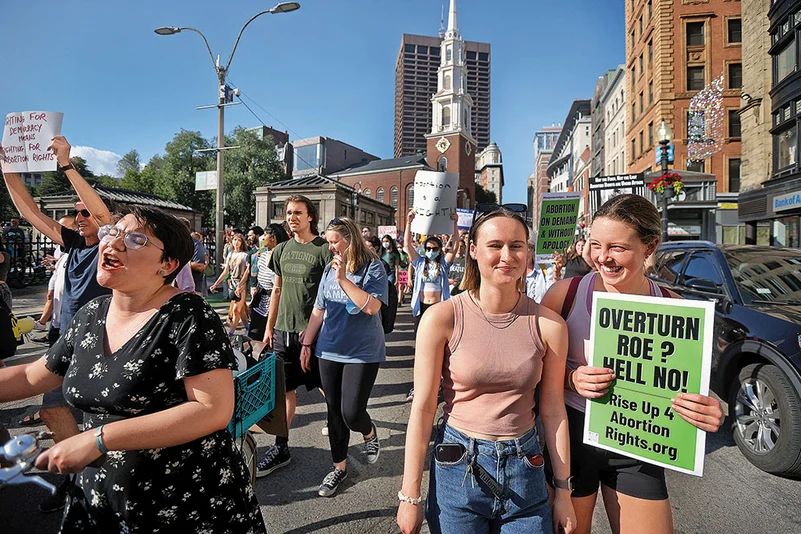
[
  {"x1": 648, "y1": 40, "x2": 653, "y2": 65},
  {"x1": 728, "y1": 18, "x2": 742, "y2": 44},
  {"x1": 407, "y1": 184, "x2": 414, "y2": 211},
  {"x1": 687, "y1": 21, "x2": 705, "y2": 46},
  {"x1": 446, "y1": 47, "x2": 452, "y2": 61},
  {"x1": 776, "y1": 126, "x2": 798, "y2": 170},
  {"x1": 639, "y1": 92, "x2": 644, "y2": 112},
  {"x1": 632, "y1": 139, "x2": 636, "y2": 161},
  {"x1": 728, "y1": 63, "x2": 743, "y2": 89},
  {"x1": 377, "y1": 187, "x2": 385, "y2": 203},
  {"x1": 404, "y1": 44, "x2": 415, "y2": 53},
  {"x1": 293, "y1": 143, "x2": 322, "y2": 173},
  {"x1": 438, "y1": 156, "x2": 447, "y2": 171},
  {"x1": 272, "y1": 203, "x2": 284, "y2": 219},
  {"x1": 729, "y1": 158, "x2": 741, "y2": 192},
  {"x1": 639, "y1": 131, "x2": 644, "y2": 154},
  {"x1": 687, "y1": 159, "x2": 705, "y2": 172},
  {"x1": 687, "y1": 66, "x2": 705, "y2": 90},
  {"x1": 776, "y1": 37, "x2": 796, "y2": 83},
  {"x1": 390, "y1": 187, "x2": 398, "y2": 209},
  {"x1": 363, "y1": 188, "x2": 371, "y2": 198},
  {"x1": 632, "y1": 101, "x2": 636, "y2": 121},
  {"x1": 648, "y1": 81, "x2": 653, "y2": 103},
  {"x1": 648, "y1": 0, "x2": 652, "y2": 19},
  {"x1": 639, "y1": 54, "x2": 644, "y2": 75},
  {"x1": 444, "y1": 74, "x2": 451, "y2": 90},
  {"x1": 442, "y1": 106, "x2": 451, "y2": 129},
  {"x1": 639, "y1": 16, "x2": 643, "y2": 36},
  {"x1": 630, "y1": 30, "x2": 635, "y2": 49},
  {"x1": 688, "y1": 110, "x2": 705, "y2": 142},
  {"x1": 729, "y1": 110, "x2": 742, "y2": 138},
  {"x1": 648, "y1": 122, "x2": 654, "y2": 147}
]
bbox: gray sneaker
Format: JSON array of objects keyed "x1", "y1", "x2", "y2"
[
  {"x1": 318, "y1": 468, "x2": 348, "y2": 497},
  {"x1": 364, "y1": 423, "x2": 380, "y2": 464}
]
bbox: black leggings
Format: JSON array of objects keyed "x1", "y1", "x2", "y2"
[{"x1": 318, "y1": 359, "x2": 381, "y2": 464}]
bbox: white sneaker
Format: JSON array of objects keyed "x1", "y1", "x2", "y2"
[{"x1": 31, "y1": 319, "x2": 47, "y2": 331}]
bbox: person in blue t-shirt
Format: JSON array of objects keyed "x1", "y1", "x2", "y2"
[{"x1": 300, "y1": 217, "x2": 387, "y2": 498}]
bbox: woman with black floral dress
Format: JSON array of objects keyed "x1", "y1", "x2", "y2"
[{"x1": 0, "y1": 206, "x2": 266, "y2": 534}]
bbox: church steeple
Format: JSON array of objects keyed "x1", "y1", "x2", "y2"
[
  {"x1": 428, "y1": 0, "x2": 474, "y2": 142},
  {"x1": 425, "y1": 0, "x2": 476, "y2": 209}
]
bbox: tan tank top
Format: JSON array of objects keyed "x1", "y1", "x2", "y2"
[{"x1": 443, "y1": 292, "x2": 545, "y2": 437}]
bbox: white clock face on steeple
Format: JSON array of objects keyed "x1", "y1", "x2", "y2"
[{"x1": 436, "y1": 137, "x2": 451, "y2": 153}]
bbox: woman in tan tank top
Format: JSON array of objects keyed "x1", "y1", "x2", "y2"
[{"x1": 397, "y1": 207, "x2": 576, "y2": 534}]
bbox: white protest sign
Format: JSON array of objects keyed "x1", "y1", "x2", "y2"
[
  {"x1": 410, "y1": 170, "x2": 458, "y2": 235},
  {"x1": 378, "y1": 225, "x2": 397, "y2": 240},
  {"x1": 1, "y1": 111, "x2": 63, "y2": 173}
]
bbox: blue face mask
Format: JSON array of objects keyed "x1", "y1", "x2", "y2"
[{"x1": 425, "y1": 250, "x2": 440, "y2": 261}]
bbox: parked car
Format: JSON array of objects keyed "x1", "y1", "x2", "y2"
[{"x1": 650, "y1": 241, "x2": 801, "y2": 477}]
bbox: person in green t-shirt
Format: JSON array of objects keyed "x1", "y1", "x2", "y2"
[{"x1": 256, "y1": 195, "x2": 333, "y2": 478}]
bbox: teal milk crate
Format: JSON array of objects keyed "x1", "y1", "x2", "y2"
[{"x1": 228, "y1": 352, "x2": 277, "y2": 439}]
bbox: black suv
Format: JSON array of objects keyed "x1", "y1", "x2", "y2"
[{"x1": 651, "y1": 241, "x2": 801, "y2": 477}]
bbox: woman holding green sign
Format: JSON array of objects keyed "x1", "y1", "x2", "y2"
[{"x1": 542, "y1": 194, "x2": 723, "y2": 534}]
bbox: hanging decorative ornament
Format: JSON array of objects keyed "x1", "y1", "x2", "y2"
[{"x1": 687, "y1": 73, "x2": 724, "y2": 163}]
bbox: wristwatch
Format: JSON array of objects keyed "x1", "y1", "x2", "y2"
[
  {"x1": 552, "y1": 476, "x2": 574, "y2": 492},
  {"x1": 59, "y1": 162, "x2": 75, "y2": 172}
]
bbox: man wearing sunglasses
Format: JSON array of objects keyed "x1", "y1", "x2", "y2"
[{"x1": 1, "y1": 135, "x2": 112, "y2": 512}]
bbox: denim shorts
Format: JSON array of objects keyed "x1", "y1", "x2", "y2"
[{"x1": 426, "y1": 423, "x2": 553, "y2": 534}]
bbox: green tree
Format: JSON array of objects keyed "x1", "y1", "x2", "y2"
[
  {"x1": 116, "y1": 149, "x2": 141, "y2": 178},
  {"x1": 475, "y1": 183, "x2": 497, "y2": 205},
  {"x1": 38, "y1": 156, "x2": 95, "y2": 196},
  {"x1": 157, "y1": 130, "x2": 215, "y2": 224},
  {"x1": 221, "y1": 127, "x2": 285, "y2": 229}
]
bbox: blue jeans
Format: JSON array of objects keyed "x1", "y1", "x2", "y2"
[{"x1": 426, "y1": 423, "x2": 553, "y2": 534}]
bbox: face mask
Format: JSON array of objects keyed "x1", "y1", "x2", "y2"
[
  {"x1": 425, "y1": 250, "x2": 440, "y2": 261},
  {"x1": 382, "y1": 242, "x2": 391, "y2": 250}
]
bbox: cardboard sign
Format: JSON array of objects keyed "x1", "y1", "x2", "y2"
[
  {"x1": 456, "y1": 208, "x2": 474, "y2": 230},
  {"x1": 1, "y1": 111, "x2": 64, "y2": 173},
  {"x1": 584, "y1": 292, "x2": 714, "y2": 476},
  {"x1": 535, "y1": 192, "x2": 580, "y2": 263},
  {"x1": 398, "y1": 269, "x2": 409, "y2": 285},
  {"x1": 410, "y1": 170, "x2": 458, "y2": 235},
  {"x1": 378, "y1": 225, "x2": 397, "y2": 240}
]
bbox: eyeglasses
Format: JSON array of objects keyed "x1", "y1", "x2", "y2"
[
  {"x1": 74, "y1": 209, "x2": 91, "y2": 218},
  {"x1": 472, "y1": 203, "x2": 528, "y2": 225},
  {"x1": 98, "y1": 225, "x2": 164, "y2": 252}
]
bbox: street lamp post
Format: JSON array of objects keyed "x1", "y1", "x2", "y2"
[
  {"x1": 656, "y1": 119, "x2": 673, "y2": 242},
  {"x1": 155, "y1": 1, "x2": 300, "y2": 272}
]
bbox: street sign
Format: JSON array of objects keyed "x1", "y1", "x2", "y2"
[
  {"x1": 655, "y1": 144, "x2": 675, "y2": 166},
  {"x1": 195, "y1": 170, "x2": 218, "y2": 191}
]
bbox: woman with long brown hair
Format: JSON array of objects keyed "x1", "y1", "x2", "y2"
[
  {"x1": 210, "y1": 232, "x2": 249, "y2": 334},
  {"x1": 300, "y1": 217, "x2": 387, "y2": 497},
  {"x1": 397, "y1": 206, "x2": 575, "y2": 534}
]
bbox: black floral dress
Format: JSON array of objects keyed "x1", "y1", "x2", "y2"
[{"x1": 45, "y1": 293, "x2": 266, "y2": 534}]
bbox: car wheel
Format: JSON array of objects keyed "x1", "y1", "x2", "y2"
[{"x1": 729, "y1": 363, "x2": 801, "y2": 477}]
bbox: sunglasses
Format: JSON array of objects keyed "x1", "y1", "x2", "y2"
[
  {"x1": 424, "y1": 246, "x2": 440, "y2": 252},
  {"x1": 74, "y1": 209, "x2": 92, "y2": 218},
  {"x1": 329, "y1": 218, "x2": 343, "y2": 227},
  {"x1": 472, "y1": 203, "x2": 528, "y2": 225},
  {"x1": 98, "y1": 225, "x2": 164, "y2": 252}
]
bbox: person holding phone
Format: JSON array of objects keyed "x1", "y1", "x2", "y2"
[
  {"x1": 299, "y1": 217, "x2": 387, "y2": 497},
  {"x1": 397, "y1": 205, "x2": 575, "y2": 534}
]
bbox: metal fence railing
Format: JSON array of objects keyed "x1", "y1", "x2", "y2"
[{"x1": 3, "y1": 236, "x2": 54, "y2": 288}]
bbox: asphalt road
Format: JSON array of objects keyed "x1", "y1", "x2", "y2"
[{"x1": 1, "y1": 286, "x2": 800, "y2": 533}]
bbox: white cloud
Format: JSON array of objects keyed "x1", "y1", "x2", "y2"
[{"x1": 71, "y1": 146, "x2": 122, "y2": 177}]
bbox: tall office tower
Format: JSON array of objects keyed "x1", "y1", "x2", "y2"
[{"x1": 394, "y1": 32, "x2": 491, "y2": 158}]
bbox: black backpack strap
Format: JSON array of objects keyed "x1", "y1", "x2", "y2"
[
  {"x1": 560, "y1": 276, "x2": 582, "y2": 321},
  {"x1": 659, "y1": 285, "x2": 671, "y2": 298}
]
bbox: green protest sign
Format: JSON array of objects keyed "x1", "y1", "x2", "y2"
[
  {"x1": 584, "y1": 292, "x2": 714, "y2": 476},
  {"x1": 535, "y1": 192, "x2": 580, "y2": 263}
]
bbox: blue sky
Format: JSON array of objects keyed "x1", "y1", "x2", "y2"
[{"x1": 2, "y1": 0, "x2": 624, "y2": 203}]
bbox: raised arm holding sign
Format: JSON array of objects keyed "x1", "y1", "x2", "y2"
[{"x1": 410, "y1": 170, "x2": 458, "y2": 236}]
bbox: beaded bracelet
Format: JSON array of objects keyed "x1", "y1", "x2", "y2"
[{"x1": 398, "y1": 490, "x2": 424, "y2": 505}]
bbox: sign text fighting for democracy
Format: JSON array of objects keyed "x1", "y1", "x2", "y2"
[{"x1": 1, "y1": 111, "x2": 64, "y2": 173}]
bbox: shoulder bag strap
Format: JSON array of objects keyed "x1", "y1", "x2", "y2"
[{"x1": 560, "y1": 276, "x2": 583, "y2": 321}]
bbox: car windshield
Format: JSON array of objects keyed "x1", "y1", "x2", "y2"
[{"x1": 725, "y1": 249, "x2": 801, "y2": 305}]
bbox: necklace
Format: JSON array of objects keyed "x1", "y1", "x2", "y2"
[{"x1": 468, "y1": 291, "x2": 522, "y2": 330}]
